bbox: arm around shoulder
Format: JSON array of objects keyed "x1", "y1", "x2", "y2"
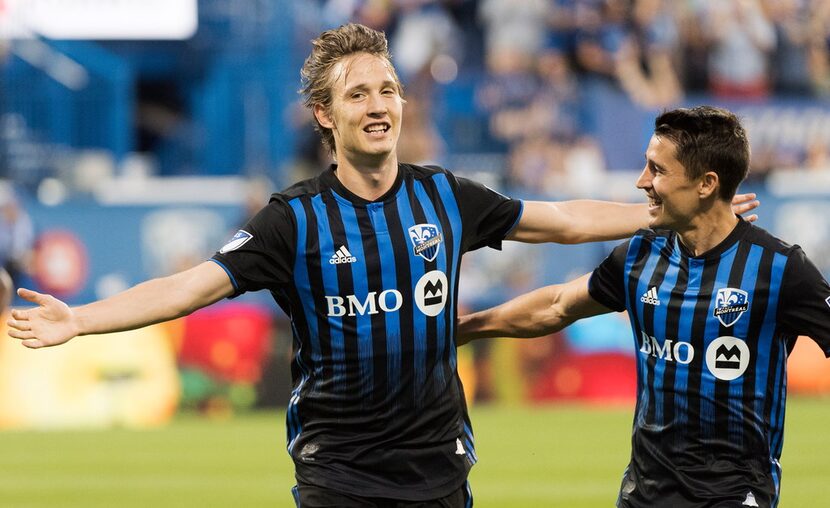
[{"x1": 508, "y1": 200, "x2": 648, "y2": 244}]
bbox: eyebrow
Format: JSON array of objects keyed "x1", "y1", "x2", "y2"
[
  {"x1": 343, "y1": 80, "x2": 398, "y2": 96},
  {"x1": 645, "y1": 156, "x2": 663, "y2": 171}
]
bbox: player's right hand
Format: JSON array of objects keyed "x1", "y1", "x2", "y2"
[{"x1": 7, "y1": 288, "x2": 79, "y2": 349}]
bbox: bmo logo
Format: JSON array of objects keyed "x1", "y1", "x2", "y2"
[
  {"x1": 414, "y1": 270, "x2": 448, "y2": 317},
  {"x1": 705, "y1": 336, "x2": 750, "y2": 381},
  {"x1": 325, "y1": 290, "x2": 403, "y2": 317},
  {"x1": 639, "y1": 331, "x2": 695, "y2": 364},
  {"x1": 324, "y1": 271, "x2": 449, "y2": 317}
]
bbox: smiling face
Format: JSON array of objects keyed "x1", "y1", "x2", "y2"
[
  {"x1": 314, "y1": 52, "x2": 403, "y2": 167},
  {"x1": 636, "y1": 134, "x2": 705, "y2": 231}
]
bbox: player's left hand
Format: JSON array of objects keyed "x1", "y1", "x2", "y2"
[{"x1": 731, "y1": 193, "x2": 759, "y2": 222}]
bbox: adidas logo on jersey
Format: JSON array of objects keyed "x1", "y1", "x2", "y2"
[
  {"x1": 640, "y1": 287, "x2": 661, "y2": 306},
  {"x1": 329, "y1": 246, "x2": 357, "y2": 264}
]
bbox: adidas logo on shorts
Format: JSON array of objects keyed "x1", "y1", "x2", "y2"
[
  {"x1": 640, "y1": 286, "x2": 661, "y2": 306},
  {"x1": 330, "y1": 245, "x2": 357, "y2": 264}
]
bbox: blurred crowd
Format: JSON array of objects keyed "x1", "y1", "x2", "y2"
[{"x1": 297, "y1": 0, "x2": 830, "y2": 194}]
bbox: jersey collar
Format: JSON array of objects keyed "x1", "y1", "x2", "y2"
[
  {"x1": 674, "y1": 217, "x2": 751, "y2": 260},
  {"x1": 321, "y1": 163, "x2": 406, "y2": 206}
]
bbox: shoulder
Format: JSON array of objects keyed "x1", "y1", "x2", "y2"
[
  {"x1": 634, "y1": 228, "x2": 673, "y2": 248},
  {"x1": 276, "y1": 173, "x2": 327, "y2": 202},
  {"x1": 606, "y1": 229, "x2": 672, "y2": 260},
  {"x1": 742, "y1": 222, "x2": 799, "y2": 257},
  {"x1": 403, "y1": 163, "x2": 452, "y2": 181}
]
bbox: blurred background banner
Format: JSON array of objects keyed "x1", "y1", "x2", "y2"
[
  {"x1": 0, "y1": 0, "x2": 198, "y2": 40},
  {"x1": 1, "y1": 0, "x2": 830, "y2": 429}
]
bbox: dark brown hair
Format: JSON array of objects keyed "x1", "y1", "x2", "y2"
[{"x1": 654, "y1": 106, "x2": 750, "y2": 200}]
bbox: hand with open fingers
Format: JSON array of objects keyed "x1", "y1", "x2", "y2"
[
  {"x1": 6, "y1": 288, "x2": 80, "y2": 349},
  {"x1": 732, "y1": 192, "x2": 760, "y2": 222}
]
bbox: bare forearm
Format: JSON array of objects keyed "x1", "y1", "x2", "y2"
[
  {"x1": 457, "y1": 273, "x2": 611, "y2": 345},
  {"x1": 74, "y1": 263, "x2": 231, "y2": 336},
  {"x1": 511, "y1": 200, "x2": 647, "y2": 244},
  {"x1": 555, "y1": 200, "x2": 648, "y2": 243},
  {"x1": 76, "y1": 281, "x2": 188, "y2": 335},
  {"x1": 458, "y1": 286, "x2": 571, "y2": 342}
]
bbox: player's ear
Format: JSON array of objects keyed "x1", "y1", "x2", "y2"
[
  {"x1": 314, "y1": 104, "x2": 335, "y2": 130},
  {"x1": 699, "y1": 171, "x2": 719, "y2": 200}
]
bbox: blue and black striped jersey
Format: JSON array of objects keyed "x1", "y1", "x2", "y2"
[
  {"x1": 589, "y1": 218, "x2": 830, "y2": 508},
  {"x1": 212, "y1": 163, "x2": 522, "y2": 500}
]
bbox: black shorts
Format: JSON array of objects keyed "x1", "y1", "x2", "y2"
[{"x1": 291, "y1": 481, "x2": 473, "y2": 508}]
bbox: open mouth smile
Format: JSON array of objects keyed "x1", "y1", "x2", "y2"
[{"x1": 364, "y1": 123, "x2": 391, "y2": 135}]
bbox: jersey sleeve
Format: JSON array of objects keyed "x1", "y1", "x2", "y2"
[
  {"x1": 779, "y1": 246, "x2": 830, "y2": 355},
  {"x1": 454, "y1": 175, "x2": 523, "y2": 252},
  {"x1": 211, "y1": 197, "x2": 296, "y2": 295},
  {"x1": 587, "y1": 240, "x2": 630, "y2": 312}
]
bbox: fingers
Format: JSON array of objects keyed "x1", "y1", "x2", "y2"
[
  {"x1": 17, "y1": 287, "x2": 49, "y2": 306},
  {"x1": 7, "y1": 327, "x2": 47, "y2": 348},
  {"x1": 744, "y1": 214, "x2": 759, "y2": 223},
  {"x1": 7, "y1": 327, "x2": 34, "y2": 339},
  {"x1": 6, "y1": 317, "x2": 30, "y2": 332},
  {"x1": 10, "y1": 308, "x2": 28, "y2": 320},
  {"x1": 734, "y1": 200, "x2": 760, "y2": 214}
]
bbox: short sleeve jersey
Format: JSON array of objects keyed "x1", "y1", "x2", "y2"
[
  {"x1": 212, "y1": 164, "x2": 522, "y2": 500},
  {"x1": 588, "y1": 218, "x2": 830, "y2": 508}
]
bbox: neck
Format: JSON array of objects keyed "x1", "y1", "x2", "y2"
[
  {"x1": 333, "y1": 151, "x2": 399, "y2": 201},
  {"x1": 676, "y1": 201, "x2": 739, "y2": 256}
]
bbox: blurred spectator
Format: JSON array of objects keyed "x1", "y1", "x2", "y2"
[
  {"x1": 674, "y1": 1, "x2": 711, "y2": 92},
  {"x1": 395, "y1": 93, "x2": 446, "y2": 164},
  {"x1": 807, "y1": 0, "x2": 830, "y2": 97},
  {"x1": 390, "y1": 1, "x2": 463, "y2": 82},
  {"x1": 478, "y1": 0, "x2": 552, "y2": 75},
  {"x1": 572, "y1": 0, "x2": 627, "y2": 81},
  {"x1": 702, "y1": 0, "x2": 776, "y2": 99},
  {"x1": 803, "y1": 139, "x2": 830, "y2": 170},
  {"x1": 766, "y1": 0, "x2": 814, "y2": 95},
  {"x1": 0, "y1": 183, "x2": 34, "y2": 285},
  {"x1": 508, "y1": 134, "x2": 564, "y2": 191},
  {"x1": 614, "y1": 0, "x2": 682, "y2": 108}
]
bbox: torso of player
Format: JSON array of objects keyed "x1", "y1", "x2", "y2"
[
  {"x1": 624, "y1": 231, "x2": 788, "y2": 435},
  {"x1": 286, "y1": 166, "x2": 462, "y2": 393}
]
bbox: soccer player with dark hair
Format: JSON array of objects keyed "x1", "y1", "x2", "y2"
[
  {"x1": 7, "y1": 25, "x2": 758, "y2": 507},
  {"x1": 459, "y1": 105, "x2": 830, "y2": 508}
]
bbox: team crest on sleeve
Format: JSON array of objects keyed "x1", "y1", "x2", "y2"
[
  {"x1": 408, "y1": 223, "x2": 443, "y2": 262},
  {"x1": 219, "y1": 230, "x2": 253, "y2": 253},
  {"x1": 713, "y1": 287, "x2": 749, "y2": 327}
]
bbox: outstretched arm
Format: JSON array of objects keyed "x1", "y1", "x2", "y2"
[
  {"x1": 7, "y1": 261, "x2": 234, "y2": 349},
  {"x1": 508, "y1": 193, "x2": 758, "y2": 244},
  {"x1": 457, "y1": 273, "x2": 612, "y2": 345}
]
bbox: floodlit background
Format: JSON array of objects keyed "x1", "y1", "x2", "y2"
[{"x1": 1, "y1": 0, "x2": 830, "y2": 506}]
